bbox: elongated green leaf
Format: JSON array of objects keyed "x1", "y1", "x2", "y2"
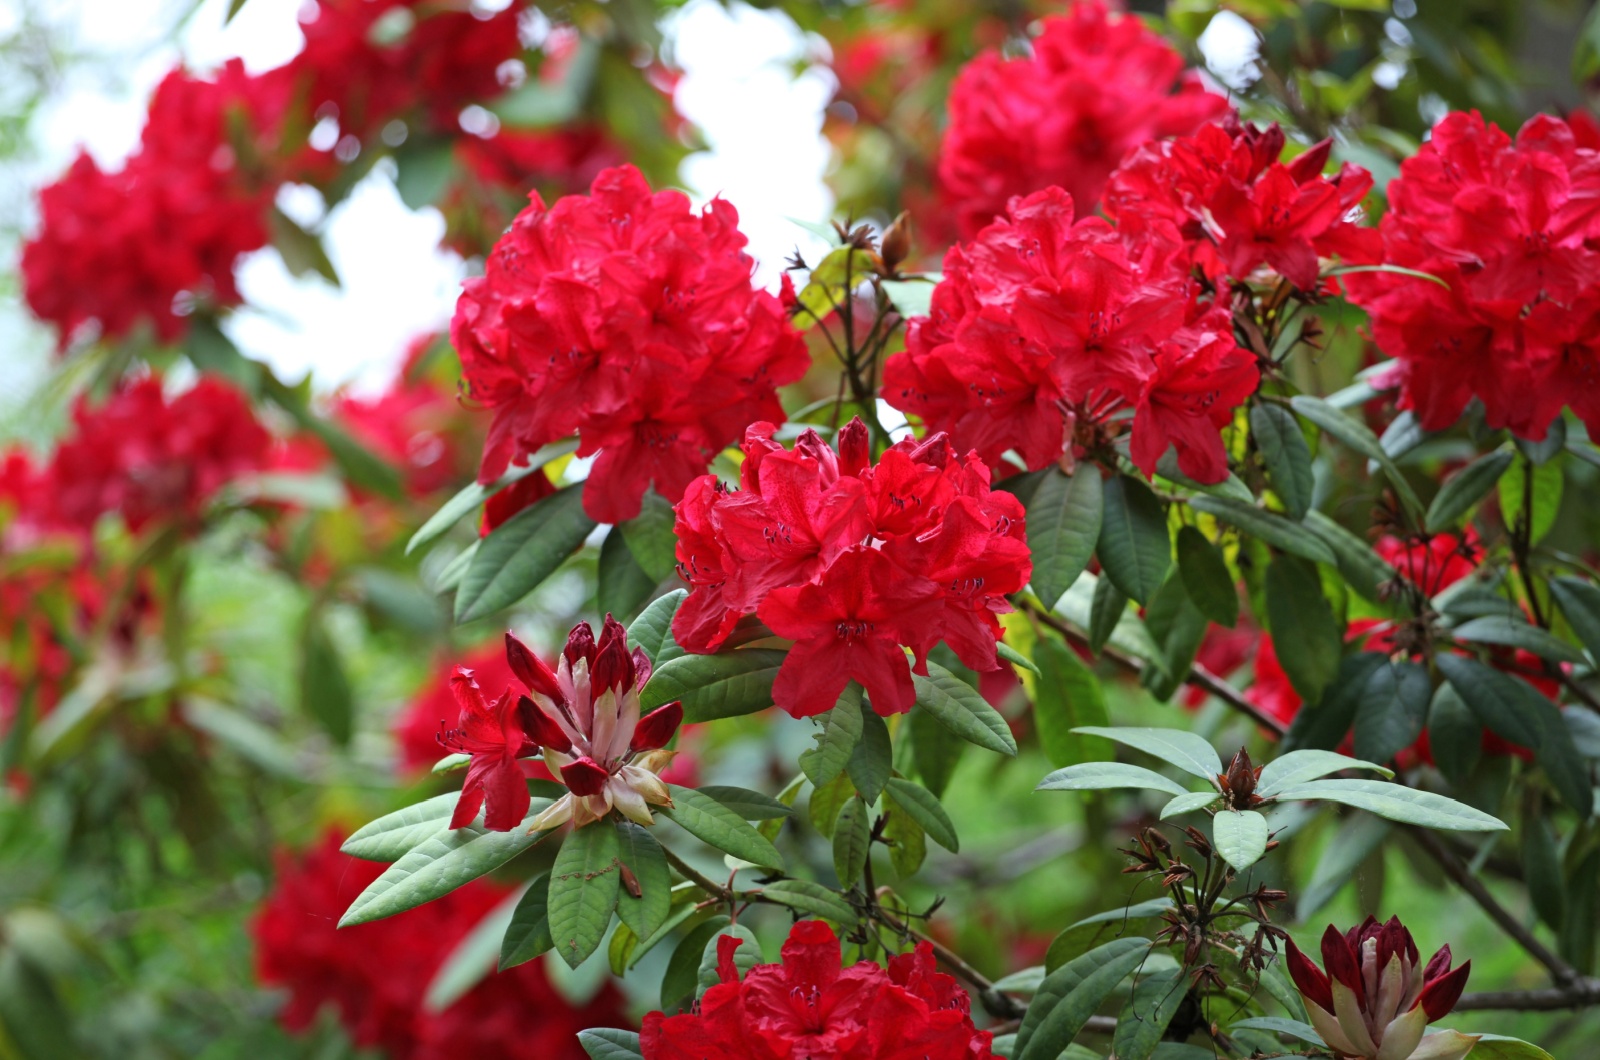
[
  {"x1": 881, "y1": 278, "x2": 936, "y2": 317},
  {"x1": 1265, "y1": 554, "x2": 1342, "y2": 705},
  {"x1": 913, "y1": 661, "x2": 1017, "y2": 755},
  {"x1": 1036, "y1": 762, "x2": 1191, "y2": 798},
  {"x1": 342, "y1": 793, "x2": 462, "y2": 861},
  {"x1": 1096, "y1": 475, "x2": 1170, "y2": 605},
  {"x1": 1451, "y1": 615, "x2": 1587, "y2": 664},
  {"x1": 1256, "y1": 751, "x2": 1392, "y2": 797},
  {"x1": 659, "y1": 785, "x2": 783, "y2": 868},
  {"x1": 615, "y1": 822, "x2": 671, "y2": 942},
  {"x1": 1468, "y1": 1035, "x2": 1556, "y2": 1060},
  {"x1": 639, "y1": 649, "x2": 785, "y2": 721},
  {"x1": 1027, "y1": 467, "x2": 1103, "y2": 609},
  {"x1": 909, "y1": 705, "x2": 965, "y2": 798},
  {"x1": 833, "y1": 798, "x2": 871, "y2": 885},
  {"x1": 759, "y1": 879, "x2": 858, "y2": 926},
  {"x1": 1304, "y1": 511, "x2": 1393, "y2": 602},
  {"x1": 1065, "y1": 899, "x2": 1174, "y2": 932},
  {"x1": 697, "y1": 924, "x2": 759, "y2": 993},
  {"x1": 1551, "y1": 577, "x2": 1600, "y2": 660},
  {"x1": 1016, "y1": 938, "x2": 1153, "y2": 1060},
  {"x1": 620, "y1": 489, "x2": 679, "y2": 582},
  {"x1": 628, "y1": 589, "x2": 687, "y2": 666},
  {"x1": 1291, "y1": 395, "x2": 1423, "y2": 516},
  {"x1": 1213, "y1": 810, "x2": 1270, "y2": 871},
  {"x1": 1087, "y1": 575, "x2": 1130, "y2": 655},
  {"x1": 301, "y1": 610, "x2": 353, "y2": 745},
  {"x1": 809, "y1": 772, "x2": 853, "y2": 838},
  {"x1": 455, "y1": 484, "x2": 596, "y2": 623},
  {"x1": 500, "y1": 873, "x2": 554, "y2": 969},
  {"x1": 1176, "y1": 526, "x2": 1238, "y2": 627},
  {"x1": 1353, "y1": 661, "x2": 1431, "y2": 764},
  {"x1": 1427, "y1": 683, "x2": 1481, "y2": 786},
  {"x1": 883, "y1": 790, "x2": 927, "y2": 877},
  {"x1": 696, "y1": 786, "x2": 794, "y2": 820},
  {"x1": 1160, "y1": 791, "x2": 1219, "y2": 818},
  {"x1": 1139, "y1": 571, "x2": 1208, "y2": 701},
  {"x1": 1070, "y1": 727, "x2": 1222, "y2": 781},
  {"x1": 1425, "y1": 449, "x2": 1514, "y2": 532},
  {"x1": 1523, "y1": 812, "x2": 1565, "y2": 931},
  {"x1": 847, "y1": 710, "x2": 892, "y2": 804},
  {"x1": 883, "y1": 778, "x2": 958, "y2": 851},
  {"x1": 1298, "y1": 815, "x2": 1390, "y2": 920},
  {"x1": 1032, "y1": 634, "x2": 1110, "y2": 768},
  {"x1": 340, "y1": 801, "x2": 554, "y2": 926},
  {"x1": 1228, "y1": 1018, "x2": 1324, "y2": 1047},
  {"x1": 1500, "y1": 455, "x2": 1563, "y2": 545},
  {"x1": 1190, "y1": 495, "x2": 1336, "y2": 566},
  {"x1": 598, "y1": 528, "x2": 657, "y2": 622},
  {"x1": 1113, "y1": 968, "x2": 1185, "y2": 1060},
  {"x1": 548, "y1": 822, "x2": 622, "y2": 968},
  {"x1": 579, "y1": 1028, "x2": 644, "y2": 1060},
  {"x1": 801, "y1": 687, "x2": 865, "y2": 787},
  {"x1": 996, "y1": 641, "x2": 1041, "y2": 675},
  {"x1": 1284, "y1": 653, "x2": 1386, "y2": 752},
  {"x1": 660, "y1": 917, "x2": 728, "y2": 1010},
  {"x1": 991, "y1": 966, "x2": 1047, "y2": 994},
  {"x1": 407, "y1": 440, "x2": 576, "y2": 555},
  {"x1": 1270, "y1": 779, "x2": 1508, "y2": 831},
  {"x1": 1251, "y1": 403, "x2": 1314, "y2": 521}
]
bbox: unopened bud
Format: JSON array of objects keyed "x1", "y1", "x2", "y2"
[{"x1": 880, "y1": 211, "x2": 911, "y2": 273}]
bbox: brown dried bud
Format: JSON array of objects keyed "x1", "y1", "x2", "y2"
[
  {"x1": 1181, "y1": 826, "x2": 1212, "y2": 858},
  {"x1": 1219, "y1": 747, "x2": 1262, "y2": 809},
  {"x1": 880, "y1": 211, "x2": 911, "y2": 273},
  {"x1": 619, "y1": 862, "x2": 642, "y2": 899}
]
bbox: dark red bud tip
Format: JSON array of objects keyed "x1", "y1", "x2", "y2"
[
  {"x1": 505, "y1": 631, "x2": 564, "y2": 701},
  {"x1": 1284, "y1": 938, "x2": 1334, "y2": 1013},
  {"x1": 1320, "y1": 923, "x2": 1366, "y2": 1006},
  {"x1": 1418, "y1": 960, "x2": 1471, "y2": 1021},
  {"x1": 561, "y1": 757, "x2": 610, "y2": 796},
  {"x1": 837, "y1": 418, "x2": 870, "y2": 478},
  {"x1": 564, "y1": 621, "x2": 596, "y2": 667},
  {"x1": 631, "y1": 701, "x2": 683, "y2": 753},
  {"x1": 518, "y1": 695, "x2": 573, "y2": 753},
  {"x1": 592, "y1": 618, "x2": 634, "y2": 693}
]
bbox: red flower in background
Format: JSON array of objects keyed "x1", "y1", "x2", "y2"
[
  {"x1": 935, "y1": 0, "x2": 1228, "y2": 240},
  {"x1": 453, "y1": 164, "x2": 809, "y2": 524},
  {"x1": 884, "y1": 186, "x2": 1256, "y2": 485},
  {"x1": 331, "y1": 340, "x2": 474, "y2": 498},
  {"x1": 1343, "y1": 110, "x2": 1600, "y2": 442},
  {"x1": 673, "y1": 419, "x2": 1029, "y2": 717},
  {"x1": 642, "y1": 920, "x2": 993, "y2": 1060},
  {"x1": 254, "y1": 830, "x2": 631, "y2": 1060},
  {"x1": 1105, "y1": 119, "x2": 1378, "y2": 290},
  {"x1": 46, "y1": 375, "x2": 270, "y2": 534}
]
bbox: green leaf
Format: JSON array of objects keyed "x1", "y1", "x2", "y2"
[
  {"x1": 1256, "y1": 750, "x2": 1392, "y2": 797},
  {"x1": 759, "y1": 879, "x2": 858, "y2": 926},
  {"x1": 1265, "y1": 554, "x2": 1342, "y2": 705},
  {"x1": 809, "y1": 772, "x2": 854, "y2": 838},
  {"x1": 696, "y1": 786, "x2": 794, "y2": 820},
  {"x1": 909, "y1": 705, "x2": 965, "y2": 797},
  {"x1": 499, "y1": 873, "x2": 554, "y2": 970},
  {"x1": 1291, "y1": 395, "x2": 1423, "y2": 517},
  {"x1": 640, "y1": 649, "x2": 785, "y2": 722},
  {"x1": 1352, "y1": 661, "x2": 1431, "y2": 764},
  {"x1": 1427, "y1": 683, "x2": 1482, "y2": 787},
  {"x1": 1550, "y1": 577, "x2": 1600, "y2": 660},
  {"x1": 1522, "y1": 812, "x2": 1565, "y2": 931},
  {"x1": 267, "y1": 205, "x2": 340, "y2": 286},
  {"x1": 1212, "y1": 810, "x2": 1270, "y2": 871},
  {"x1": 1269, "y1": 779, "x2": 1508, "y2": 831},
  {"x1": 1227, "y1": 1018, "x2": 1324, "y2": 1047},
  {"x1": 1036, "y1": 762, "x2": 1191, "y2": 798},
  {"x1": 1303, "y1": 511, "x2": 1393, "y2": 603},
  {"x1": 881, "y1": 278, "x2": 936, "y2": 318},
  {"x1": 846, "y1": 709, "x2": 892, "y2": 805},
  {"x1": 579, "y1": 1028, "x2": 644, "y2": 1060},
  {"x1": 179, "y1": 698, "x2": 304, "y2": 780},
  {"x1": 1190, "y1": 495, "x2": 1337, "y2": 567},
  {"x1": 883, "y1": 778, "x2": 958, "y2": 851},
  {"x1": 1468, "y1": 1035, "x2": 1557, "y2": 1060},
  {"x1": 340, "y1": 802, "x2": 554, "y2": 926},
  {"x1": 1027, "y1": 467, "x2": 1104, "y2": 609},
  {"x1": 1451, "y1": 614, "x2": 1587, "y2": 664},
  {"x1": 598, "y1": 528, "x2": 658, "y2": 621},
  {"x1": 455, "y1": 484, "x2": 596, "y2": 623},
  {"x1": 341, "y1": 793, "x2": 461, "y2": 861},
  {"x1": 1139, "y1": 571, "x2": 1208, "y2": 701},
  {"x1": 913, "y1": 661, "x2": 1018, "y2": 755},
  {"x1": 1112, "y1": 968, "x2": 1185, "y2": 1060},
  {"x1": 832, "y1": 798, "x2": 871, "y2": 885},
  {"x1": 1096, "y1": 474, "x2": 1171, "y2": 605},
  {"x1": 300, "y1": 610, "x2": 353, "y2": 745},
  {"x1": 996, "y1": 640, "x2": 1041, "y2": 675},
  {"x1": 1251, "y1": 403, "x2": 1314, "y2": 521},
  {"x1": 660, "y1": 916, "x2": 729, "y2": 1011},
  {"x1": 1500, "y1": 455, "x2": 1563, "y2": 544},
  {"x1": 1298, "y1": 815, "x2": 1390, "y2": 921},
  {"x1": 619, "y1": 489, "x2": 679, "y2": 582},
  {"x1": 548, "y1": 822, "x2": 622, "y2": 968},
  {"x1": 991, "y1": 966, "x2": 1047, "y2": 994},
  {"x1": 1176, "y1": 526, "x2": 1238, "y2": 627},
  {"x1": 1425, "y1": 449, "x2": 1514, "y2": 532},
  {"x1": 1032, "y1": 635, "x2": 1110, "y2": 768},
  {"x1": 1087, "y1": 576, "x2": 1129, "y2": 655},
  {"x1": 883, "y1": 790, "x2": 928, "y2": 877},
  {"x1": 615, "y1": 823, "x2": 672, "y2": 942},
  {"x1": 628, "y1": 589, "x2": 687, "y2": 666},
  {"x1": 697, "y1": 924, "x2": 760, "y2": 993},
  {"x1": 1016, "y1": 938, "x2": 1152, "y2": 1060},
  {"x1": 0, "y1": 948, "x2": 83, "y2": 1060},
  {"x1": 408, "y1": 445, "x2": 578, "y2": 557},
  {"x1": 393, "y1": 138, "x2": 456, "y2": 209},
  {"x1": 1284, "y1": 653, "x2": 1386, "y2": 752},
  {"x1": 1160, "y1": 792, "x2": 1219, "y2": 818},
  {"x1": 801, "y1": 687, "x2": 865, "y2": 788},
  {"x1": 1070, "y1": 726, "x2": 1222, "y2": 781},
  {"x1": 659, "y1": 785, "x2": 784, "y2": 868}
]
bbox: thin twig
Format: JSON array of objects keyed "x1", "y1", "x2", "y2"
[
  {"x1": 661, "y1": 844, "x2": 731, "y2": 902},
  {"x1": 1454, "y1": 980, "x2": 1600, "y2": 1011}
]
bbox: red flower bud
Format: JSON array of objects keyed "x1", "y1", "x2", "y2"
[
  {"x1": 517, "y1": 695, "x2": 573, "y2": 754},
  {"x1": 837, "y1": 417, "x2": 870, "y2": 479},
  {"x1": 561, "y1": 757, "x2": 610, "y2": 796},
  {"x1": 1418, "y1": 960, "x2": 1470, "y2": 1021},
  {"x1": 564, "y1": 621, "x2": 596, "y2": 667},
  {"x1": 1285, "y1": 938, "x2": 1333, "y2": 1013},
  {"x1": 505, "y1": 631, "x2": 564, "y2": 703},
  {"x1": 591, "y1": 614, "x2": 633, "y2": 693},
  {"x1": 631, "y1": 701, "x2": 683, "y2": 753}
]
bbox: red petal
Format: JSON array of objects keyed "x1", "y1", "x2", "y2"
[
  {"x1": 1418, "y1": 960, "x2": 1471, "y2": 1021},
  {"x1": 1422, "y1": 944, "x2": 1453, "y2": 983},
  {"x1": 715, "y1": 933, "x2": 745, "y2": 983},
  {"x1": 631, "y1": 701, "x2": 683, "y2": 753},
  {"x1": 1285, "y1": 938, "x2": 1334, "y2": 1013},
  {"x1": 564, "y1": 621, "x2": 596, "y2": 667},
  {"x1": 1320, "y1": 923, "x2": 1366, "y2": 1005},
  {"x1": 561, "y1": 756, "x2": 610, "y2": 796},
  {"x1": 505, "y1": 631, "x2": 564, "y2": 702},
  {"x1": 518, "y1": 695, "x2": 573, "y2": 753},
  {"x1": 592, "y1": 614, "x2": 633, "y2": 692}
]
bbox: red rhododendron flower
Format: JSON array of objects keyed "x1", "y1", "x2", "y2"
[
  {"x1": 883, "y1": 187, "x2": 1257, "y2": 484},
  {"x1": 396, "y1": 642, "x2": 517, "y2": 775},
  {"x1": 1105, "y1": 119, "x2": 1379, "y2": 290},
  {"x1": 1286, "y1": 917, "x2": 1475, "y2": 1060},
  {"x1": 254, "y1": 830, "x2": 630, "y2": 1059},
  {"x1": 46, "y1": 375, "x2": 271, "y2": 534},
  {"x1": 641, "y1": 920, "x2": 993, "y2": 1060},
  {"x1": 439, "y1": 666, "x2": 540, "y2": 830},
  {"x1": 452, "y1": 164, "x2": 809, "y2": 524},
  {"x1": 935, "y1": 0, "x2": 1229, "y2": 240},
  {"x1": 1343, "y1": 110, "x2": 1600, "y2": 441},
  {"x1": 672, "y1": 418, "x2": 1029, "y2": 717}
]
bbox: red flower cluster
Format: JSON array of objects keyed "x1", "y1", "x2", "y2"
[
  {"x1": 46, "y1": 375, "x2": 270, "y2": 534},
  {"x1": 1344, "y1": 110, "x2": 1600, "y2": 441},
  {"x1": 884, "y1": 187, "x2": 1258, "y2": 484},
  {"x1": 21, "y1": 65, "x2": 277, "y2": 347},
  {"x1": 642, "y1": 921, "x2": 993, "y2": 1060},
  {"x1": 453, "y1": 164, "x2": 809, "y2": 524},
  {"x1": 1286, "y1": 917, "x2": 1474, "y2": 1060},
  {"x1": 935, "y1": 0, "x2": 1229, "y2": 240},
  {"x1": 254, "y1": 830, "x2": 630, "y2": 1060},
  {"x1": 673, "y1": 418, "x2": 1029, "y2": 717},
  {"x1": 1105, "y1": 119, "x2": 1378, "y2": 290}
]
